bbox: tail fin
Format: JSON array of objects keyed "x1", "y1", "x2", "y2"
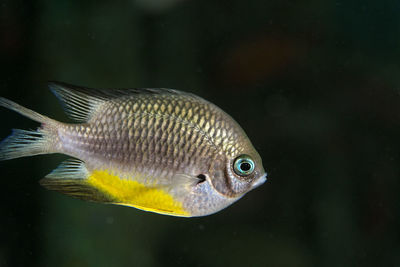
[
  {"x1": 0, "y1": 97, "x2": 56, "y2": 160},
  {"x1": 0, "y1": 97, "x2": 49, "y2": 123}
]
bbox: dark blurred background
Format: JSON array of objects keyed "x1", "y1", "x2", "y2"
[{"x1": 1, "y1": 0, "x2": 400, "y2": 266}]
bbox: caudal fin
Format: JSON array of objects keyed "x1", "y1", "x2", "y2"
[
  {"x1": 0, "y1": 97, "x2": 56, "y2": 160},
  {"x1": 0, "y1": 97, "x2": 49, "y2": 123}
]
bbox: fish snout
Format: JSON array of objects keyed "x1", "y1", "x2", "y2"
[{"x1": 252, "y1": 172, "x2": 267, "y2": 189}]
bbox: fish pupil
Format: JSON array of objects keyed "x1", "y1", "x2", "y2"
[{"x1": 240, "y1": 162, "x2": 251, "y2": 172}]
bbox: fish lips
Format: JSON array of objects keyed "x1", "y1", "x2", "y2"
[{"x1": 251, "y1": 172, "x2": 267, "y2": 189}]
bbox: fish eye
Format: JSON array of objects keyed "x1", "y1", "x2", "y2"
[{"x1": 233, "y1": 155, "x2": 255, "y2": 176}]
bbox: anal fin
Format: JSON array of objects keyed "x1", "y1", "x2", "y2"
[{"x1": 40, "y1": 159, "x2": 115, "y2": 203}]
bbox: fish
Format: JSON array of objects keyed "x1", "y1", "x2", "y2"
[{"x1": 0, "y1": 82, "x2": 267, "y2": 217}]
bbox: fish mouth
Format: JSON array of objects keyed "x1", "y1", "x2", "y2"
[{"x1": 252, "y1": 172, "x2": 267, "y2": 189}]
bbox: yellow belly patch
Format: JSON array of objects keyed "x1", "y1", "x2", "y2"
[{"x1": 87, "y1": 170, "x2": 190, "y2": 217}]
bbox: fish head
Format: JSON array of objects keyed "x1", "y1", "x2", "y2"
[
  {"x1": 182, "y1": 147, "x2": 266, "y2": 217},
  {"x1": 208, "y1": 145, "x2": 267, "y2": 198}
]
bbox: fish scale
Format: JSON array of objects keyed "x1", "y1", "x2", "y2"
[
  {"x1": 0, "y1": 82, "x2": 267, "y2": 217},
  {"x1": 63, "y1": 102, "x2": 204, "y2": 176}
]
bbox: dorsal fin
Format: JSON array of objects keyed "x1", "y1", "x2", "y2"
[
  {"x1": 48, "y1": 81, "x2": 191, "y2": 122},
  {"x1": 48, "y1": 82, "x2": 106, "y2": 122}
]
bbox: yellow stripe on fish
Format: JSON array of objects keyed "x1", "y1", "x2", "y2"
[{"x1": 87, "y1": 170, "x2": 189, "y2": 216}]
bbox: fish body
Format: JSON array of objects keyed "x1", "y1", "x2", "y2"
[{"x1": 0, "y1": 82, "x2": 266, "y2": 217}]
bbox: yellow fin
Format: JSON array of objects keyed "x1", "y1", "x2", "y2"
[{"x1": 87, "y1": 170, "x2": 190, "y2": 217}]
